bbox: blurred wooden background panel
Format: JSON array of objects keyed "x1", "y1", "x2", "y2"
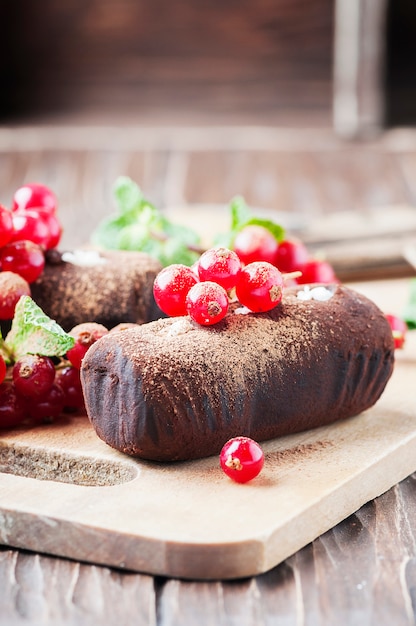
[{"x1": 1, "y1": 0, "x2": 334, "y2": 125}]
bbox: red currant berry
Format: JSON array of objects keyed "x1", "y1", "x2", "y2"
[
  {"x1": 296, "y1": 259, "x2": 337, "y2": 285},
  {"x1": 274, "y1": 239, "x2": 309, "y2": 273},
  {"x1": 13, "y1": 355, "x2": 56, "y2": 398},
  {"x1": 0, "y1": 382, "x2": 28, "y2": 428},
  {"x1": 0, "y1": 204, "x2": 14, "y2": 247},
  {"x1": 12, "y1": 183, "x2": 57, "y2": 215},
  {"x1": 233, "y1": 225, "x2": 279, "y2": 266},
  {"x1": 66, "y1": 322, "x2": 109, "y2": 369},
  {"x1": 186, "y1": 281, "x2": 229, "y2": 326},
  {"x1": 197, "y1": 247, "x2": 242, "y2": 291},
  {"x1": 0, "y1": 355, "x2": 6, "y2": 385},
  {"x1": 0, "y1": 271, "x2": 31, "y2": 320},
  {"x1": 153, "y1": 264, "x2": 199, "y2": 317},
  {"x1": 0, "y1": 240, "x2": 45, "y2": 283},
  {"x1": 385, "y1": 314, "x2": 407, "y2": 349},
  {"x1": 27, "y1": 383, "x2": 65, "y2": 423},
  {"x1": 220, "y1": 436, "x2": 264, "y2": 483},
  {"x1": 31, "y1": 208, "x2": 63, "y2": 249},
  {"x1": 11, "y1": 209, "x2": 51, "y2": 248},
  {"x1": 56, "y1": 365, "x2": 85, "y2": 411},
  {"x1": 235, "y1": 262, "x2": 283, "y2": 312}
]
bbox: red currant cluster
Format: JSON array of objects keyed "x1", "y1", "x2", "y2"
[
  {"x1": 153, "y1": 247, "x2": 286, "y2": 326},
  {"x1": 0, "y1": 322, "x2": 108, "y2": 429},
  {"x1": 233, "y1": 224, "x2": 337, "y2": 284},
  {"x1": 0, "y1": 183, "x2": 63, "y2": 320}
]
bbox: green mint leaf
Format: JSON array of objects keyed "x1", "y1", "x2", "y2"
[
  {"x1": 90, "y1": 213, "x2": 133, "y2": 249},
  {"x1": 160, "y1": 238, "x2": 200, "y2": 267},
  {"x1": 230, "y1": 196, "x2": 251, "y2": 231},
  {"x1": 403, "y1": 278, "x2": 416, "y2": 330},
  {"x1": 113, "y1": 176, "x2": 143, "y2": 214},
  {"x1": 117, "y1": 223, "x2": 152, "y2": 251},
  {"x1": 161, "y1": 218, "x2": 201, "y2": 246},
  {"x1": 243, "y1": 217, "x2": 285, "y2": 242},
  {"x1": 0, "y1": 328, "x2": 12, "y2": 365},
  {"x1": 5, "y1": 296, "x2": 75, "y2": 361}
]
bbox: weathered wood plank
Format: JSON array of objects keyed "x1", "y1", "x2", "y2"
[{"x1": 0, "y1": 549, "x2": 157, "y2": 626}]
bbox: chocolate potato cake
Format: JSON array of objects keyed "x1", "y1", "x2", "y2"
[
  {"x1": 30, "y1": 249, "x2": 163, "y2": 331},
  {"x1": 81, "y1": 284, "x2": 395, "y2": 462}
]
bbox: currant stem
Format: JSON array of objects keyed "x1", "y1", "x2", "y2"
[
  {"x1": 282, "y1": 270, "x2": 303, "y2": 282},
  {"x1": 225, "y1": 455, "x2": 243, "y2": 471}
]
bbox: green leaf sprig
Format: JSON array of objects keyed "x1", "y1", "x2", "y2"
[
  {"x1": 91, "y1": 176, "x2": 202, "y2": 267},
  {"x1": 2, "y1": 296, "x2": 75, "y2": 363}
]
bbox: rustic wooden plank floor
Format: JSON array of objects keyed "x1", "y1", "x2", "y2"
[{"x1": 1, "y1": 124, "x2": 416, "y2": 625}]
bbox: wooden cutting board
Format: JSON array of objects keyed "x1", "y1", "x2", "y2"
[{"x1": 0, "y1": 280, "x2": 415, "y2": 581}]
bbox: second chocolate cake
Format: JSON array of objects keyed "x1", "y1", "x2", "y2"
[
  {"x1": 81, "y1": 284, "x2": 395, "y2": 462},
  {"x1": 30, "y1": 249, "x2": 163, "y2": 331}
]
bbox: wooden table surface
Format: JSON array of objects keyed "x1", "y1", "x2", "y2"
[{"x1": 1, "y1": 123, "x2": 416, "y2": 625}]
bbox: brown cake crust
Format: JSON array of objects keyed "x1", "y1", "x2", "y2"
[
  {"x1": 81, "y1": 284, "x2": 395, "y2": 462},
  {"x1": 30, "y1": 250, "x2": 163, "y2": 331}
]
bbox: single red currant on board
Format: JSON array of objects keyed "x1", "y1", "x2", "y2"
[
  {"x1": 186, "y1": 281, "x2": 229, "y2": 326},
  {"x1": 274, "y1": 238, "x2": 309, "y2": 273},
  {"x1": 0, "y1": 240, "x2": 45, "y2": 283},
  {"x1": 236, "y1": 262, "x2": 283, "y2": 312},
  {"x1": 296, "y1": 259, "x2": 337, "y2": 285},
  {"x1": 153, "y1": 264, "x2": 199, "y2": 317},
  {"x1": 0, "y1": 271, "x2": 31, "y2": 320},
  {"x1": 220, "y1": 437, "x2": 265, "y2": 483},
  {"x1": 385, "y1": 314, "x2": 407, "y2": 349},
  {"x1": 197, "y1": 246, "x2": 242, "y2": 291},
  {"x1": 12, "y1": 182, "x2": 57, "y2": 215},
  {"x1": 233, "y1": 225, "x2": 279, "y2": 266},
  {"x1": 66, "y1": 322, "x2": 109, "y2": 369},
  {"x1": 13, "y1": 355, "x2": 56, "y2": 398},
  {"x1": 0, "y1": 204, "x2": 14, "y2": 248}
]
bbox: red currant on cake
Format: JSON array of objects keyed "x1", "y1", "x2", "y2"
[
  {"x1": 0, "y1": 240, "x2": 45, "y2": 283},
  {"x1": 236, "y1": 261, "x2": 283, "y2": 312},
  {"x1": 296, "y1": 259, "x2": 337, "y2": 284},
  {"x1": 385, "y1": 314, "x2": 407, "y2": 349},
  {"x1": 12, "y1": 182, "x2": 57, "y2": 215},
  {"x1": 220, "y1": 437, "x2": 264, "y2": 483},
  {"x1": 274, "y1": 238, "x2": 309, "y2": 273},
  {"x1": 186, "y1": 281, "x2": 229, "y2": 326},
  {"x1": 197, "y1": 247, "x2": 241, "y2": 291},
  {"x1": 153, "y1": 264, "x2": 199, "y2": 317},
  {"x1": 12, "y1": 354, "x2": 56, "y2": 398},
  {"x1": 233, "y1": 225, "x2": 279, "y2": 266},
  {"x1": 66, "y1": 322, "x2": 109, "y2": 369}
]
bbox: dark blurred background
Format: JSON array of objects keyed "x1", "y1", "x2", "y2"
[
  {"x1": 0, "y1": 0, "x2": 413, "y2": 130},
  {"x1": 0, "y1": 0, "x2": 334, "y2": 126}
]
